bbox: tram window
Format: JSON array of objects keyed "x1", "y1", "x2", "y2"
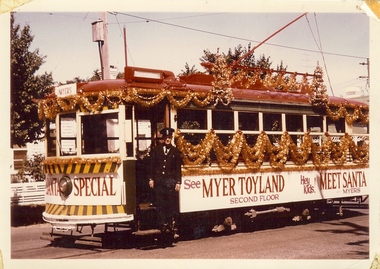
[
  {"x1": 46, "y1": 120, "x2": 56, "y2": 157},
  {"x1": 81, "y1": 113, "x2": 119, "y2": 154},
  {"x1": 181, "y1": 133, "x2": 205, "y2": 145},
  {"x1": 352, "y1": 122, "x2": 368, "y2": 134},
  {"x1": 177, "y1": 109, "x2": 207, "y2": 130},
  {"x1": 238, "y1": 112, "x2": 259, "y2": 131},
  {"x1": 307, "y1": 116, "x2": 323, "y2": 132},
  {"x1": 245, "y1": 134, "x2": 259, "y2": 145},
  {"x1": 59, "y1": 113, "x2": 77, "y2": 156},
  {"x1": 327, "y1": 118, "x2": 345, "y2": 133},
  {"x1": 125, "y1": 105, "x2": 133, "y2": 157},
  {"x1": 217, "y1": 133, "x2": 234, "y2": 145},
  {"x1": 212, "y1": 111, "x2": 234, "y2": 130},
  {"x1": 263, "y1": 113, "x2": 282, "y2": 131},
  {"x1": 286, "y1": 114, "x2": 303, "y2": 132},
  {"x1": 136, "y1": 119, "x2": 152, "y2": 155}
]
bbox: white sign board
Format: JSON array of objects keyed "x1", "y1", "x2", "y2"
[
  {"x1": 179, "y1": 167, "x2": 369, "y2": 213},
  {"x1": 45, "y1": 173, "x2": 122, "y2": 205},
  {"x1": 55, "y1": 83, "x2": 77, "y2": 97}
]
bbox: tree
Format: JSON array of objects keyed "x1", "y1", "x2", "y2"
[
  {"x1": 199, "y1": 43, "x2": 283, "y2": 73},
  {"x1": 16, "y1": 153, "x2": 45, "y2": 182},
  {"x1": 11, "y1": 13, "x2": 54, "y2": 147},
  {"x1": 179, "y1": 62, "x2": 199, "y2": 76}
]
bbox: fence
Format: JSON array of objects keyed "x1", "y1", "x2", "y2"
[{"x1": 11, "y1": 181, "x2": 45, "y2": 205}]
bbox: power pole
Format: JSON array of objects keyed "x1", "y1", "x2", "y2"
[
  {"x1": 92, "y1": 12, "x2": 110, "y2": 80},
  {"x1": 100, "y1": 12, "x2": 110, "y2": 80},
  {"x1": 359, "y1": 58, "x2": 370, "y2": 90}
]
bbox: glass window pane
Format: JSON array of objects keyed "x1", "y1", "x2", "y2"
[
  {"x1": 47, "y1": 120, "x2": 56, "y2": 157},
  {"x1": 238, "y1": 112, "x2": 259, "y2": 131},
  {"x1": 212, "y1": 111, "x2": 234, "y2": 130},
  {"x1": 177, "y1": 109, "x2": 207, "y2": 130},
  {"x1": 352, "y1": 122, "x2": 368, "y2": 134},
  {"x1": 286, "y1": 114, "x2": 303, "y2": 132},
  {"x1": 307, "y1": 116, "x2": 323, "y2": 132},
  {"x1": 263, "y1": 113, "x2": 282, "y2": 131},
  {"x1": 81, "y1": 113, "x2": 119, "y2": 154},
  {"x1": 59, "y1": 113, "x2": 76, "y2": 156},
  {"x1": 327, "y1": 118, "x2": 345, "y2": 133}
]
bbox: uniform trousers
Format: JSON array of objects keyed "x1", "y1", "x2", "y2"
[{"x1": 155, "y1": 179, "x2": 178, "y2": 228}]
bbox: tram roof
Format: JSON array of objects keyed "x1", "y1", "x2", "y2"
[{"x1": 69, "y1": 66, "x2": 368, "y2": 109}]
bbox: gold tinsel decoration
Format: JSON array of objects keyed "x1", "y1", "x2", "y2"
[
  {"x1": 41, "y1": 156, "x2": 122, "y2": 166},
  {"x1": 175, "y1": 129, "x2": 368, "y2": 173},
  {"x1": 37, "y1": 62, "x2": 369, "y2": 126}
]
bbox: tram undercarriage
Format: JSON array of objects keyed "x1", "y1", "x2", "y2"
[{"x1": 40, "y1": 196, "x2": 367, "y2": 249}]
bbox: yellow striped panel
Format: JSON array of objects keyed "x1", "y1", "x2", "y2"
[
  {"x1": 43, "y1": 160, "x2": 120, "y2": 174},
  {"x1": 45, "y1": 203, "x2": 127, "y2": 216},
  {"x1": 93, "y1": 162, "x2": 101, "y2": 173},
  {"x1": 106, "y1": 205, "x2": 113, "y2": 215}
]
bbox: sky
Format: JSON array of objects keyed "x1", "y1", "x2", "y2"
[{"x1": 11, "y1": 9, "x2": 370, "y2": 98}]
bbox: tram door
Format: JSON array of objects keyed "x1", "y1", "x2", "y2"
[{"x1": 134, "y1": 103, "x2": 167, "y2": 205}]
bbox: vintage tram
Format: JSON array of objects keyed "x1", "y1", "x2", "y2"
[{"x1": 38, "y1": 56, "x2": 369, "y2": 247}]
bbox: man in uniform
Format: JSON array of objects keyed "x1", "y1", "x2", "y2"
[{"x1": 148, "y1": 127, "x2": 182, "y2": 245}]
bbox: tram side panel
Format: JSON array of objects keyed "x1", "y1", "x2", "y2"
[{"x1": 179, "y1": 167, "x2": 369, "y2": 213}]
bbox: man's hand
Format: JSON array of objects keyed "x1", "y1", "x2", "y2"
[
  {"x1": 149, "y1": 180, "x2": 154, "y2": 189},
  {"x1": 175, "y1": 183, "x2": 181, "y2": 192}
]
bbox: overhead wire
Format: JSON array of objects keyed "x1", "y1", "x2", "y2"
[
  {"x1": 117, "y1": 12, "x2": 367, "y2": 61},
  {"x1": 305, "y1": 13, "x2": 335, "y2": 96},
  {"x1": 50, "y1": 12, "x2": 90, "y2": 80},
  {"x1": 109, "y1": 12, "x2": 135, "y2": 66},
  {"x1": 45, "y1": 12, "x2": 367, "y2": 61}
]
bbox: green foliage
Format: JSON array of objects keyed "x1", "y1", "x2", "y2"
[
  {"x1": 198, "y1": 43, "x2": 284, "y2": 74},
  {"x1": 11, "y1": 13, "x2": 54, "y2": 147},
  {"x1": 17, "y1": 153, "x2": 45, "y2": 182},
  {"x1": 179, "y1": 62, "x2": 200, "y2": 76}
]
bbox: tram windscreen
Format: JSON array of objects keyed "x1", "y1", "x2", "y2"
[{"x1": 81, "y1": 113, "x2": 119, "y2": 154}]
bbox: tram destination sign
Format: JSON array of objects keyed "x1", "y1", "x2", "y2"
[
  {"x1": 54, "y1": 83, "x2": 77, "y2": 97},
  {"x1": 179, "y1": 167, "x2": 369, "y2": 213}
]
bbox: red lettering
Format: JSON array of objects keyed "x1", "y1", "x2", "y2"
[{"x1": 71, "y1": 176, "x2": 116, "y2": 197}]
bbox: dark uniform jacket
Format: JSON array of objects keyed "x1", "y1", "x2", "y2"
[{"x1": 149, "y1": 144, "x2": 182, "y2": 187}]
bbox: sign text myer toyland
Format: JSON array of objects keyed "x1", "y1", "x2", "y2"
[{"x1": 179, "y1": 168, "x2": 369, "y2": 213}]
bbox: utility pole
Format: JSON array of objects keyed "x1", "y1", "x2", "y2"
[
  {"x1": 359, "y1": 58, "x2": 370, "y2": 90},
  {"x1": 100, "y1": 12, "x2": 110, "y2": 80},
  {"x1": 92, "y1": 12, "x2": 110, "y2": 80},
  {"x1": 123, "y1": 25, "x2": 128, "y2": 67}
]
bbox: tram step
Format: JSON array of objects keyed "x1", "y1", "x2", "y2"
[
  {"x1": 133, "y1": 229, "x2": 161, "y2": 236},
  {"x1": 77, "y1": 235, "x2": 102, "y2": 242},
  {"x1": 40, "y1": 233, "x2": 61, "y2": 242},
  {"x1": 40, "y1": 232, "x2": 103, "y2": 247},
  {"x1": 74, "y1": 237, "x2": 102, "y2": 247}
]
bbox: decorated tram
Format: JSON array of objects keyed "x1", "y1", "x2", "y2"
[{"x1": 38, "y1": 55, "x2": 369, "y2": 247}]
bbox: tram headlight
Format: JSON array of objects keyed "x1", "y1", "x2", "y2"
[{"x1": 59, "y1": 175, "x2": 73, "y2": 197}]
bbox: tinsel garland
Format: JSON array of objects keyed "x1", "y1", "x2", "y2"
[
  {"x1": 37, "y1": 61, "x2": 369, "y2": 126},
  {"x1": 41, "y1": 156, "x2": 121, "y2": 166},
  {"x1": 308, "y1": 65, "x2": 329, "y2": 112},
  {"x1": 326, "y1": 105, "x2": 369, "y2": 125},
  {"x1": 175, "y1": 129, "x2": 368, "y2": 172},
  {"x1": 38, "y1": 87, "x2": 369, "y2": 125},
  {"x1": 38, "y1": 88, "x2": 214, "y2": 120},
  {"x1": 210, "y1": 54, "x2": 235, "y2": 106}
]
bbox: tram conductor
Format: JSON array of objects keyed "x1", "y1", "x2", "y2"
[{"x1": 149, "y1": 127, "x2": 182, "y2": 232}]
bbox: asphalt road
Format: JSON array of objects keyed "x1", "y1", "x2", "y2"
[{"x1": 9, "y1": 204, "x2": 370, "y2": 269}]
